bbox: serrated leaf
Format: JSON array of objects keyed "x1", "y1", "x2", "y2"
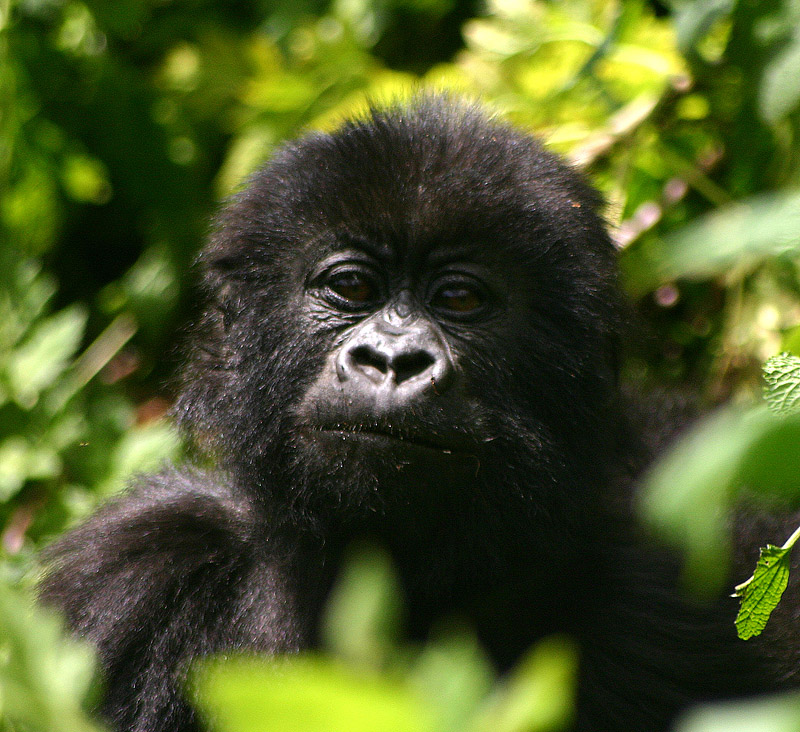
[
  {"x1": 764, "y1": 353, "x2": 800, "y2": 415},
  {"x1": 734, "y1": 544, "x2": 792, "y2": 640}
]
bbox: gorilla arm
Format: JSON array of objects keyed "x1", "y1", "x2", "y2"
[{"x1": 39, "y1": 470, "x2": 308, "y2": 732}]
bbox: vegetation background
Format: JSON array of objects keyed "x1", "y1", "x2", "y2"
[{"x1": 3, "y1": 0, "x2": 800, "y2": 730}]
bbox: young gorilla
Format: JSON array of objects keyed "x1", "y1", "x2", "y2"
[{"x1": 41, "y1": 98, "x2": 798, "y2": 732}]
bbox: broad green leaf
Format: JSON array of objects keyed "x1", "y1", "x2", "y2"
[
  {"x1": 734, "y1": 544, "x2": 793, "y2": 640},
  {"x1": 763, "y1": 353, "x2": 800, "y2": 415},
  {"x1": 0, "y1": 437, "x2": 61, "y2": 501},
  {"x1": 98, "y1": 421, "x2": 181, "y2": 495},
  {"x1": 759, "y1": 39, "x2": 800, "y2": 123},
  {"x1": 640, "y1": 406, "x2": 752, "y2": 592},
  {"x1": 627, "y1": 190, "x2": 800, "y2": 291},
  {"x1": 191, "y1": 655, "x2": 432, "y2": 732},
  {"x1": 673, "y1": 0, "x2": 736, "y2": 54},
  {"x1": 676, "y1": 690, "x2": 800, "y2": 732},
  {"x1": 641, "y1": 405, "x2": 800, "y2": 592},
  {"x1": 412, "y1": 631, "x2": 494, "y2": 732},
  {"x1": 736, "y1": 412, "x2": 800, "y2": 498}
]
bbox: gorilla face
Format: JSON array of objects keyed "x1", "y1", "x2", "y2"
[{"x1": 179, "y1": 99, "x2": 624, "y2": 527}]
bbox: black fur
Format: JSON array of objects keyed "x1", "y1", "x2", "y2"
[{"x1": 41, "y1": 98, "x2": 795, "y2": 732}]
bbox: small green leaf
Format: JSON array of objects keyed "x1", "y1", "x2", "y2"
[
  {"x1": 472, "y1": 636, "x2": 578, "y2": 732},
  {"x1": 764, "y1": 353, "x2": 800, "y2": 415},
  {"x1": 734, "y1": 544, "x2": 792, "y2": 640},
  {"x1": 321, "y1": 545, "x2": 403, "y2": 670}
]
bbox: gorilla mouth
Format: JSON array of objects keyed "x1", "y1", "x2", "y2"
[{"x1": 307, "y1": 423, "x2": 473, "y2": 454}]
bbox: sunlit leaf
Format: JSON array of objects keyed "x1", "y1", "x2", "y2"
[
  {"x1": 734, "y1": 541, "x2": 793, "y2": 640},
  {"x1": 0, "y1": 583, "x2": 102, "y2": 732},
  {"x1": 627, "y1": 191, "x2": 800, "y2": 291},
  {"x1": 191, "y1": 655, "x2": 432, "y2": 732},
  {"x1": 472, "y1": 636, "x2": 578, "y2": 732},
  {"x1": 7, "y1": 305, "x2": 87, "y2": 409},
  {"x1": 322, "y1": 546, "x2": 403, "y2": 670},
  {"x1": 673, "y1": 0, "x2": 735, "y2": 53},
  {"x1": 760, "y1": 39, "x2": 800, "y2": 123},
  {"x1": 412, "y1": 630, "x2": 494, "y2": 732},
  {"x1": 763, "y1": 353, "x2": 800, "y2": 415}
]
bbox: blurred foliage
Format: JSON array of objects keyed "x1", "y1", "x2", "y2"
[
  {"x1": 3, "y1": 0, "x2": 800, "y2": 729},
  {"x1": 190, "y1": 548, "x2": 577, "y2": 732},
  {"x1": 0, "y1": 582, "x2": 104, "y2": 732}
]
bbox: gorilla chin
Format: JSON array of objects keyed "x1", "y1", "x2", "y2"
[{"x1": 39, "y1": 96, "x2": 799, "y2": 732}]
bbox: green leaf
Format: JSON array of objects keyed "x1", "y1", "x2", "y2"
[
  {"x1": 626, "y1": 190, "x2": 800, "y2": 291},
  {"x1": 0, "y1": 582, "x2": 102, "y2": 732},
  {"x1": 763, "y1": 353, "x2": 800, "y2": 415},
  {"x1": 7, "y1": 305, "x2": 87, "y2": 410},
  {"x1": 412, "y1": 631, "x2": 494, "y2": 732},
  {"x1": 759, "y1": 38, "x2": 800, "y2": 123},
  {"x1": 674, "y1": 0, "x2": 736, "y2": 54},
  {"x1": 321, "y1": 545, "x2": 403, "y2": 670},
  {"x1": 734, "y1": 543, "x2": 793, "y2": 640},
  {"x1": 472, "y1": 636, "x2": 578, "y2": 732},
  {"x1": 640, "y1": 406, "x2": 750, "y2": 592},
  {"x1": 641, "y1": 405, "x2": 800, "y2": 593},
  {"x1": 676, "y1": 690, "x2": 800, "y2": 732},
  {"x1": 190, "y1": 655, "x2": 432, "y2": 732}
]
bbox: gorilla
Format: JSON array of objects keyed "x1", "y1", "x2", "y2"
[{"x1": 41, "y1": 97, "x2": 797, "y2": 732}]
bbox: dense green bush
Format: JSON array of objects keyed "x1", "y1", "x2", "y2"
[{"x1": 2, "y1": 0, "x2": 800, "y2": 729}]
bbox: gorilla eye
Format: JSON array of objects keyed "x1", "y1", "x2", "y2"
[
  {"x1": 325, "y1": 269, "x2": 379, "y2": 307},
  {"x1": 430, "y1": 281, "x2": 486, "y2": 316}
]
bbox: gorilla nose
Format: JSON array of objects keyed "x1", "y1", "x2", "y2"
[
  {"x1": 337, "y1": 336, "x2": 454, "y2": 398},
  {"x1": 348, "y1": 344, "x2": 435, "y2": 385}
]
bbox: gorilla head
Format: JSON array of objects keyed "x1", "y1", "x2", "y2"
[{"x1": 177, "y1": 99, "x2": 626, "y2": 544}]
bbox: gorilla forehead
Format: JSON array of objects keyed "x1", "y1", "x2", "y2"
[{"x1": 227, "y1": 99, "x2": 608, "y2": 267}]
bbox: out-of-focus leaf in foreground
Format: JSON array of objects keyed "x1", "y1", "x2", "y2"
[
  {"x1": 0, "y1": 582, "x2": 103, "y2": 732},
  {"x1": 675, "y1": 689, "x2": 800, "y2": 732},
  {"x1": 190, "y1": 655, "x2": 433, "y2": 732},
  {"x1": 471, "y1": 636, "x2": 578, "y2": 732},
  {"x1": 625, "y1": 191, "x2": 800, "y2": 293},
  {"x1": 641, "y1": 405, "x2": 800, "y2": 593}
]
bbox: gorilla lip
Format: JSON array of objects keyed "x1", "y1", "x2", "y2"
[{"x1": 307, "y1": 424, "x2": 472, "y2": 453}]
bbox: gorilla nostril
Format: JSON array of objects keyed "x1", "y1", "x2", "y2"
[
  {"x1": 392, "y1": 351, "x2": 436, "y2": 384},
  {"x1": 349, "y1": 345, "x2": 389, "y2": 382}
]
